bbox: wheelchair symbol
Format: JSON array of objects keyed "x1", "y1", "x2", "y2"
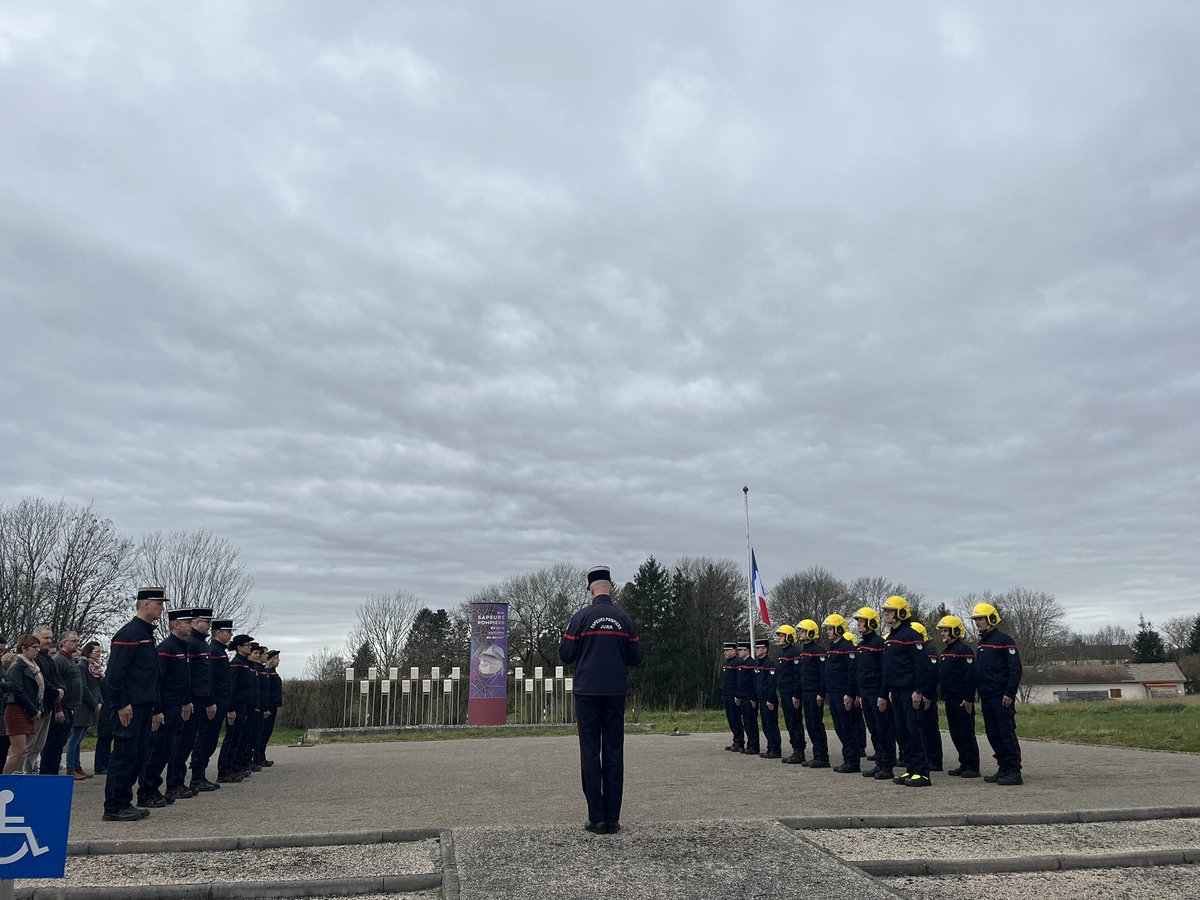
[{"x1": 0, "y1": 789, "x2": 50, "y2": 865}]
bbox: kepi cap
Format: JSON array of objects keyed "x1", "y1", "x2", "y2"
[
  {"x1": 136, "y1": 586, "x2": 167, "y2": 603},
  {"x1": 230, "y1": 634, "x2": 254, "y2": 649},
  {"x1": 167, "y1": 609, "x2": 195, "y2": 623},
  {"x1": 212, "y1": 619, "x2": 233, "y2": 630},
  {"x1": 587, "y1": 565, "x2": 611, "y2": 585}
]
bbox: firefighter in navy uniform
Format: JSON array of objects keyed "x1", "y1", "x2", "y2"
[
  {"x1": 720, "y1": 642, "x2": 744, "y2": 752},
  {"x1": 138, "y1": 609, "x2": 194, "y2": 807},
  {"x1": 936, "y1": 615, "x2": 981, "y2": 778},
  {"x1": 102, "y1": 586, "x2": 166, "y2": 822},
  {"x1": 795, "y1": 620, "x2": 829, "y2": 768},
  {"x1": 260, "y1": 649, "x2": 283, "y2": 766},
  {"x1": 754, "y1": 638, "x2": 781, "y2": 759},
  {"x1": 853, "y1": 607, "x2": 896, "y2": 780},
  {"x1": 911, "y1": 623, "x2": 944, "y2": 772},
  {"x1": 774, "y1": 625, "x2": 805, "y2": 764},
  {"x1": 558, "y1": 565, "x2": 643, "y2": 834},
  {"x1": 191, "y1": 618, "x2": 233, "y2": 791},
  {"x1": 217, "y1": 634, "x2": 256, "y2": 782},
  {"x1": 973, "y1": 602, "x2": 1023, "y2": 785},
  {"x1": 173, "y1": 607, "x2": 214, "y2": 795},
  {"x1": 733, "y1": 640, "x2": 758, "y2": 755},
  {"x1": 246, "y1": 644, "x2": 268, "y2": 770},
  {"x1": 881, "y1": 595, "x2": 935, "y2": 787},
  {"x1": 821, "y1": 614, "x2": 865, "y2": 774}
]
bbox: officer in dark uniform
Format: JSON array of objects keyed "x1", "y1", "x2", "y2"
[
  {"x1": 720, "y1": 642, "x2": 743, "y2": 752},
  {"x1": 911, "y1": 623, "x2": 943, "y2": 772},
  {"x1": 218, "y1": 634, "x2": 255, "y2": 782},
  {"x1": 138, "y1": 608, "x2": 194, "y2": 807},
  {"x1": 173, "y1": 607, "x2": 214, "y2": 794},
  {"x1": 972, "y1": 602, "x2": 1023, "y2": 785},
  {"x1": 558, "y1": 565, "x2": 643, "y2": 835},
  {"x1": 102, "y1": 586, "x2": 166, "y2": 822},
  {"x1": 821, "y1": 614, "x2": 864, "y2": 774},
  {"x1": 246, "y1": 644, "x2": 268, "y2": 770},
  {"x1": 881, "y1": 595, "x2": 935, "y2": 787},
  {"x1": 852, "y1": 607, "x2": 896, "y2": 780},
  {"x1": 191, "y1": 618, "x2": 232, "y2": 791},
  {"x1": 733, "y1": 640, "x2": 758, "y2": 755},
  {"x1": 260, "y1": 649, "x2": 283, "y2": 766},
  {"x1": 795, "y1": 620, "x2": 829, "y2": 768},
  {"x1": 936, "y1": 615, "x2": 980, "y2": 778},
  {"x1": 753, "y1": 638, "x2": 781, "y2": 759},
  {"x1": 774, "y1": 625, "x2": 805, "y2": 764}
]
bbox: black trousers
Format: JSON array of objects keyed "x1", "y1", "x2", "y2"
[
  {"x1": 244, "y1": 708, "x2": 264, "y2": 765},
  {"x1": 723, "y1": 695, "x2": 743, "y2": 746},
  {"x1": 575, "y1": 694, "x2": 626, "y2": 826},
  {"x1": 169, "y1": 707, "x2": 202, "y2": 790},
  {"x1": 829, "y1": 699, "x2": 864, "y2": 766},
  {"x1": 138, "y1": 707, "x2": 183, "y2": 801},
  {"x1": 259, "y1": 707, "x2": 278, "y2": 759},
  {"x1": 757, "y1": 699, "x2": 781, "y2": 753},
  {"x1": 922, "y1": 699, "x2": 943, "y2": 768},
  {"x1": 800, "y1": 693, "x2": 828, "y2": 762},
  {"x1": 104, "y1": 705, "x2": 153, "y2": 814},
  {"x1": 217, "y1": 706, "x2": 245, "y2": 776},
  {"x1": 981, "y1": 694, "x2": 1021, "y2": 772},
  {"x1": 943, "y1": 697, "x2": 980, "y2": 771},
  {"x1": 40, "y1": 707, "x2": 73, "y2": 774},
  {"x1": 890, "y1": 689, "x2": 929, "y2": 776},
  {"x1": 861, "y1": 690, "x2": 896, "y2": 768},
  {"x1": 781, "y1": 696, "x2": 805, "y2": 755},
  {"x1": 736, "y1": 698, "x2": 758, "y2": 750},
  {"x1": 192, "y1": 701, "x2": 226, "y2": 781}
]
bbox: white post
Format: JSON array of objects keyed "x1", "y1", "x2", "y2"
[{"x1": 744, "y1": 485, "x2": 756, "y2": 649}]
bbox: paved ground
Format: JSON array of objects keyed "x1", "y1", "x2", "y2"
[{"x1": 67, "y1": 730, "x2": 1200, "y2": 841}]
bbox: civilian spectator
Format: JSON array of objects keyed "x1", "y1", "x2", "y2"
[
  {"x1": 69, "y1": 640, "x2": 104, "y2": 779},
  {"x1": 5, "y1": 636, "x2": 45, "y2": 774}
]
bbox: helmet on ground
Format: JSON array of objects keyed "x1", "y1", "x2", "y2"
[
  {"x1": 882, "y1": 595, "x2": 911, "y2": 621},
  {"x1": 797, "y1": 620, "x2": 820, "y2": 641},
  {"x1": 971, "y1": 602, "x2": 1001, "y2": 627},
  {"x1": 911, "y1": 622, "x2": 929, "y2": 641},
  {"x1": 775, "y1": 624, "x2": 798, "y2": 645},
  {"x1": 936, "y1": 615, "x2": 965, "y2": 639},
  {"x1": 821, "y1": 613, "x2": 848, "y2": 636},
  {"x1": 853, "y1": 607, "x2": 880, "y2": 631}
]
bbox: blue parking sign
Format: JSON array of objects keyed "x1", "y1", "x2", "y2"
[{"x1": 0, "y1": 776, "x2": 73, "y2": 879}]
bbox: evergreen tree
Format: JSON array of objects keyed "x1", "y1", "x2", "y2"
[
  {"x1": 400, "y1": 608, "x2": 457, "y2": 674},
  {"x1": 1131, "y1": 614, "x2": 1167, "y2": 663},
  {"x1": 621, "y1": 557, "x2": 677, "y2": 708},
  {"x1": 1188, "y1": 614, "x2": 1200, "y2": 656},
  {"x1": 349, "y1": 640, "x2": 378, "y2": 678}
]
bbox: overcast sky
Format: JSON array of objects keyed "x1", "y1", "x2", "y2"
[{"x1": 2, "y1": 3, "x2": 1197, "y2": 676}]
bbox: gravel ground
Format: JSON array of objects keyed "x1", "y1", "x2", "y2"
[
  {"x1": 451, "y1": 820, "x2": 904, "y2": 900},
  {"x1": 242, "y1": 895, "x2": 439, "y2": 900},
  {"x1": 806, "y1": 818, "x2": 1200, "y2": 860},
  {"x1": 18, "y1": 840, "x2": 440, "y2": 888},
  {"x1": 883, "y1": 864, "x2": 1200, "y2": 899}
]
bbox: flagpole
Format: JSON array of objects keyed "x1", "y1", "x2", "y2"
[{"x1": 743, "y1": 486, "x2": 755, "y2": 649}]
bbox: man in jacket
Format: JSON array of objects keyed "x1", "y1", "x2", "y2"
[
  {"x1": 795, "y1": 620, "x2": 830, "y2": 768},
  {"x1": 720, "y1": 642, "x2": 743, "y2": 752},
  {"x1": 733, "y1": 640, "x2": 758, "y2": 755},
  {"x1": 973, "y1": 603, "x2": 1023, "y2": 785},
  {"x1": 22, "y1": 626, "x2": 63, "y2": 773},
  {"x1": 138, "y1": 609, "x2": 194, "y2": 807},
  {"x1": 174, "y1": 608, "x2": 215, "y2": 793},
  {"x1": 192, "y1": 618, "x2": 233, "y2": 791},
  {"x1": 218, "y1": 633, "x2": 256, "y2": 782},
  {"x1": 821, "y1": 615, "x2": 864, "y2": 774},
  {"x1": 754, "y1": 638, "x2": 781, "y2": 759},
  {"x1": 774, "y1": 625, "x2": 805, "y2": 764},
  {"x1": 103, "y1": 587, "x2": 165, "y2": 822},
  {"x1": 881, "y1": 596, "x2": 935, "y2": 787},
  {"x1": 41, "y1": 631, "x2": 81, "y2": 775},
  {"x1": 558, "y1": 565, "x2": 643, "y2": 835},
  {"x1": 260, "y1": 649, "x2": 283, "y2": 766},
  {"x1": 936, "y1": 615, "x2": 980, "y2": 778}
]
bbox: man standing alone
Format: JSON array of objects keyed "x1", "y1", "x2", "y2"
[{"x1": 559, "y1": 565, "x2": 643, "y2": 835}]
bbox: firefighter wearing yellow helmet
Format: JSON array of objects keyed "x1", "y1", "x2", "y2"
[
  {"x1": 720, "y1": 640, "x2": 744, "y2": 752},
  {"x1": 935, "y1": 616, "x2": 981, "y2": 778},
  {"x1": 972, "y1": 602, "x2": 1024, "y2": 785},
  {"x1": 881, "y1": 596, "x2": 935, "y2": 786},
  {"x1": 774, "y1": 625, "x2": 806, "y2": 764},
  {"x1": 852, "y1": 606, "x2": 895, "y2": 779},
  {"x1": 910, "y1": 623, "x2": 944, "y2": 772},
  {"x1": 820, "y1": 614, "x2": 866, "y2": 773},
  {"x1": 795, "y1": 619, "x2": 830, "y2": 767}
]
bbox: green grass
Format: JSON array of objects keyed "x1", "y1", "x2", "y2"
[{"x1": 1007, "y1": 695, "x2": 1200, "y2": 753}]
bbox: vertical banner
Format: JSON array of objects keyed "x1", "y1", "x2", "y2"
[{"x1": 467, "y1": 601, "x2": 509, "y2": 725}]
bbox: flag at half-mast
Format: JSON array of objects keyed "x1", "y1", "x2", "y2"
[{"x1": 751, "y1": 549, "x2": 770, "y2": 627}]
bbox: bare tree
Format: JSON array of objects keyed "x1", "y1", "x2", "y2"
[
  {"x1": 347, "y1": 590, "x2": 423, "y2": 673},
  {"x1": 137, "y1": 529, "x2": 261, "y2": 639},
  {"x1": 673, "y1": 556, "x2": 746, "y2": 703},
  {"x1": 1161, "y1": 615, "x2": 1194, "y2": 658},
  {"x1": 964, "y1": 587, "x2": 1065, "y2": 702},
  {"x1": 303, "y1": 645, "x2": 350, "y2": 681},
  {"x1": 0, "y1": 498, "x2": 136, "y2": 639},
  {"x1": 769, "y1": 566, "x2": 848, "y2": 629},
  {"x1": 474, "y1": 563, "x2": 585, "y2": 671}
]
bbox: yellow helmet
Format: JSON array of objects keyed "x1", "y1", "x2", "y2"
[
  {"x1": 843, "y1": 631, "x2": 858, "y2": 646},
  {"x1": 821, "y1": 613, "x2": 848, "y2": 636},
  {"x1": 853, "y1": 607, "x2": 880, "y2": 631},
  {"x1": 797, "y1": 619, "x2": 820, "y2": 641},
  {"x1": 971, "y1": 602, "x2": 1001, "y2": 627},
  {"x1": 936, "y1": 615, "x2": 965, "y2": 639},
  {"x1": 882, "y1": 595, "x2": 911, "y2": 621},
  {"x1": 774, "y1": 624, "x2": 798, "y2": 645},
  {"x1": 911, "y1": 622, "x2": 929, "y2": 640}
]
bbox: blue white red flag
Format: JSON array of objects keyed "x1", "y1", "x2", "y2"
[{"x1": 752, "y1": 549, "x2": 770, "y2": 627}]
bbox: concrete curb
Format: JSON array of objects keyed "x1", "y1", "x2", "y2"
[
  {"x1": 780, "y1": 805, "x2": 1200, "y2": 831},
  {"x1": 67, "y1": 827, "x2": 442, "y2": 856},
  {"x1": 775, "y1": 821, "x2": 913, "y2": 899},
  {"x1": 439, "y1": 829, "x2": 461, "y2": 900},
  {"x1": 855, "y1": 848, "x2": 1200, "y2": 876},
  {"x1": 17, "y1": 874, "x2": 443, "y2": 900}
]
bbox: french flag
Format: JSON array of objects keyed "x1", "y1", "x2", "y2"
[{"x1": 752, "y1": 549, "x2": 770, "y2": 627}]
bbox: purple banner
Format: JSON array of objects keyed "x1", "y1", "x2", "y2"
[{"x1": 468, "y1": 601, "x2": 508, "y2": 725}]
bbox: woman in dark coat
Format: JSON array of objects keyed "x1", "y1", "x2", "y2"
[
  {"x1": 68, "y1": 640, "x2": 104, "y2": 777},
  {"x1": 4, "y1": 635, "x2": 45, "y2": 774}
]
